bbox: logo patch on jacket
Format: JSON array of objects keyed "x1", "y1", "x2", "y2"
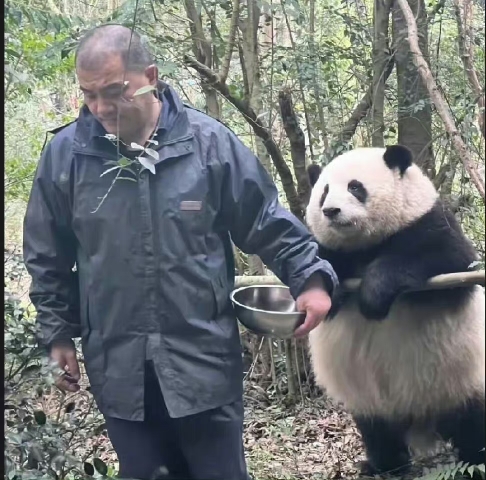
[{"x1": 180, "y1": 201, "x2": 202, "y2": 211}]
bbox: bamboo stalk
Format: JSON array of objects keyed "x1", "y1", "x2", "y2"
[{"x1": 234, "y1": 270, "x2": 485, "y2": 291}]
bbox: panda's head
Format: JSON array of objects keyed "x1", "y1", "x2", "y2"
[{"x1": 306, "y1": 145, "x2": 439, "y2": 251}]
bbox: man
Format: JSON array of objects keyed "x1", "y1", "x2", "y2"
[{"x1": 23, "y1": 24, "x2": 337, "y2": 480}]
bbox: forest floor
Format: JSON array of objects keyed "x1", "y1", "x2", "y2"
[
  {"x1": 5, "y1": 241, "x2": 457, "y2": 480},
  {"x1": 242, "y1": 385, "x2": 456, "y2": 480},
  {"x1": 70, "y1": 382, "x2": 455, "y2": 480}
]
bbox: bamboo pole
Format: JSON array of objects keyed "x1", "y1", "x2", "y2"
[{"x1": 234, "y1": 270, "x2": 485, "y2": 291}]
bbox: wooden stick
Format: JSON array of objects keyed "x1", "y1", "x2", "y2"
[{"x1": 234, "y1": 270, "x2": 485, "y2": 291}]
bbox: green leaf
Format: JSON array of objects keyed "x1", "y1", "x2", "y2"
[
  {"x1": 158, "y1": 61, "x2": 178, "y2": 76},
  {"x1": 118, "y1": 157, "x2": 132, "y2": 167},
  {"x1": 468, "y1": 465, "x2": 477, "y2": 477},
  {"x1": 93, "y1": 457, "x2": 108, "y2": 475},
  {"x1": 133, "y1": 85, "x2": 156, "y2": 96},
  {"x1": 84, "y1": 462, "x2": 95, "y2": 476},
  {"x1": 34, "y1": 410, "x2": 46, "y2": 425}
]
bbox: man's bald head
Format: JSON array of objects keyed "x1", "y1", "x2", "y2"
[{"x1": 75, "y1": 24, "x2": 154, "y2": 73}]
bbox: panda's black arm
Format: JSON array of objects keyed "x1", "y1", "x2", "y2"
[
  {"x1": 317, "y1": 245, "x2": 377, "y2": 280},
  {"x1": 316, "y1": 244, "x2": 381, "y2": 319},
  {"x1": 358, "y1": 203, "x2": 478, "y2": 320}
]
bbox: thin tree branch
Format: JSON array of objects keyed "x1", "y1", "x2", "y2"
[
  {"x1": 396, "y1": 0, "x2": 485, "y2": 200},
  {"x1": 278, "y1": 89, "x2": 310, "y2": 206},
  {"x1": 220, "y1": 0, "x2": 240, "y2": 83},
  {"x1": 329, "y1": 55, "x2": 395, "y2": 155},
  {"x1": 184, "y1": 54, "x2": 304, "y2": 219},
  {"x1": 280, "y1": 0, "x2": 316, "y2": 161},
  {"x1": 453, "y1": 0, "x2": 485, "y2": 139}
]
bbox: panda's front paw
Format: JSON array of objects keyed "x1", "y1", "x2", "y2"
[
  {"x1": 326, "y1": 287, "x2": 349, "y2": 320},
  {"x1": 358, "y1": 281, "x2": 395, "y2": 321}
]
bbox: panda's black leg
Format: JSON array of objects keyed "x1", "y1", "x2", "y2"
[
  {"x1": 437, "y1": 398, "x2": 486, "y2": 467},
  {"x1": 353, "y1": 415, "x2": 411, "y2": 477}
]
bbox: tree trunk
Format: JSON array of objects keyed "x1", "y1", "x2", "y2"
[
  {"x1": 396, "y1": 0, "x2": 486, "y2": 200},
  {"x1": 278, "y1": 89, "x2": 311, "y2": 206},
  {"x1": 392, "y1": 0, "x2": 434, "y2": 175},
  {"x1": 184, "y1": 0, "x2": 221, "y2": 118},
  {"x1": 371, "y1": 0, "x2": 393, "y2": 147},
  {"x1": 309, "y1": 0, "x2": 330, "y2": 151},
  {"x1": 453, "y1": 0, "x2": 485, "y2": 139}
]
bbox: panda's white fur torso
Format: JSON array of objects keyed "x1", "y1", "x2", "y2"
[{"x1": 309, "y1": 286, "x2": 485, "y2": 419}]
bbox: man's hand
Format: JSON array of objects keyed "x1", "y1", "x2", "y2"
[
  {"x1": 294, "y1": 273, "x2": 332, "y2": 337},
  {"x1": 50, "y1": 340, "x2": 81, "y2": 392}
]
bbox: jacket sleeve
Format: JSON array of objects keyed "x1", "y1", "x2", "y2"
[
  {"x1": 220, "y1": 131, "x2": 339, "y2": 299},
  {"x1": 23, "y1": 140, "x2": 81, "y2": 348}
]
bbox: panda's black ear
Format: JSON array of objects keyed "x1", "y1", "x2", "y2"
[
  {"x1": 384, "y1": 145, "x2": 413, "y2": 175},
  {"x1": 307, "y1": 164, "x2": 322, "y2": 187}
]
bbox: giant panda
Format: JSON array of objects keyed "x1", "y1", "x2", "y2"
[{"x1": 305, "y1": 145, "x2": 485, "y2": 476}]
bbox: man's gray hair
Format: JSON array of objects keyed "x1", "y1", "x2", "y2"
[{"x1": 75, "y1": 24, "x2": 154, "y2": 72}]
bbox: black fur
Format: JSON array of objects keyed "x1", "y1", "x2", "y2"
[
  {"x1": 437, "y1": 398, "x2": 486, "y2": 467},
  {"x1": 352, "y1": 399, "x2": 485, "y2": 477},
  {"x1": 347, "y1": 180, "x2": 367, "y2": 203},
  {"x1": 318, "y1": 200, "x2": 478, "y2": 321},
  {"x1": 384, "y1": 144, "x2": 413, "y2": 175},
  {"x1": 353, "y1": 414, "x2": 412, "y2": 476},
  {"x1": 307, "y1": 164, "x2": 322, "y2": 187}
]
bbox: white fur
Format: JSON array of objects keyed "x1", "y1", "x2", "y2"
[
  {"x1": 309, "y1": 287, "x2": 485, "y2": 419},
  {"x1": 306, "y1": 147, "x2": 485, "y2": 452}
]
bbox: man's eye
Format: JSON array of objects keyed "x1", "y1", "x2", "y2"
[{"x1": 105, "y1": 88, "x2": 124, "y2": 98}]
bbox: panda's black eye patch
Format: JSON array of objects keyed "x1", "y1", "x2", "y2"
[
  {"x1": 348, "y1": 180, "x2": 367, "y2": 203},
  {"x1": 319, "y1": 184, "x2": 329, "y2": 207}
]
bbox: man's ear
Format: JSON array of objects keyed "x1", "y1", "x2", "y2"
[{"x1": 145, "y1": 64, "x2": 159, "y2": 85}]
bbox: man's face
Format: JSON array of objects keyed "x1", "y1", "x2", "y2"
[{"x1": 76, "y1": 54, "x2": 158, "y2": 141}]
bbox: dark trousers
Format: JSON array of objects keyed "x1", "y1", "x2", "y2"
[{"x1": 104, "y1": 362, "x2": 250, "y2": 480}]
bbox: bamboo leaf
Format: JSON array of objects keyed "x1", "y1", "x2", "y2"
[{"x1": 133, "y1": 85, "x2": 156, "y2": 96}]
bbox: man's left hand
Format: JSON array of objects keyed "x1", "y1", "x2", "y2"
[{"x1": 294, "y1": 274, "x2": 332, "y2": 338}]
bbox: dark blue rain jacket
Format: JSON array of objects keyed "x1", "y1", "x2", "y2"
[{"x1": 23, "y1": 82, "x2": 338, "y2": 420}]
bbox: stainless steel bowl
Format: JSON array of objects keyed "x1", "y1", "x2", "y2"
[{"x1": 230, "y1": 285, "x2": 305, "y2": 339}]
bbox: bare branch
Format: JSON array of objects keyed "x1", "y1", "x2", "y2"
[
  {"x1": 184, "y1": 54, "x2": 304, "y2": 219},
  {"x1": 278, "y1": 89, "x2": 310, "y2": 206},
  {"x1": 453, "y1": 0, "x2": 485, "y2": 139},
  {"x1": 371, "y1": 0, "x2": 393, "y2": 147},
  {"x1": 280, "y1": 0, "x2": 315, "y2": 161},
  {"x1": 396, "y1": 0, "x2": 485, "y2": 200},
  {"x1": 220, "y1": 0, "x2": 240, "y2": 83},
  {"x1": 329, "y1": 55, "x2": 395, "y2": 154}
]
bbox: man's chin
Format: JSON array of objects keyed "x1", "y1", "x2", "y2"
[{"x1": 102, "y1": 122, "x2": 129, "y2": 139}]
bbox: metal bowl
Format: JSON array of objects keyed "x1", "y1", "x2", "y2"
[{"x1": 230, "y1": 285, "x2": 305, "y2": 339}]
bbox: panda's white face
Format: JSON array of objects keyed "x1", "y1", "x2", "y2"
[{"x1": 306, "y1": 147, "x2": 438, "y2": 251}]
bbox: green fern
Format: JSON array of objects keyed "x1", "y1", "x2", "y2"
[{"x1": 414, "y1": 462, "x2": 486, "y2": 480}]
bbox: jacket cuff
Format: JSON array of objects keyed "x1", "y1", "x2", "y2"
[{"x1": 289, "y1": 258, "x2": 339, "y2": 300}]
